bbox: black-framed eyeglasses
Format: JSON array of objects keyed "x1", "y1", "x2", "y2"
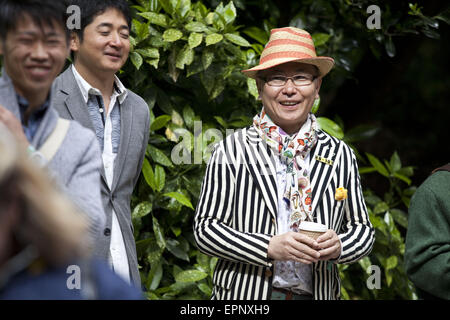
[{"x1": 260, "y1": 74, "x2": 317, "y2": 87}]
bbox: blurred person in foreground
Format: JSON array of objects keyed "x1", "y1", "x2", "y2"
[
  {"x1": 0, "y1": 124, "x2": 143, "y2": 299},
  {"x1": 405, "y1": 163, "x2": 450, "y2": 300},
  {"x1": 0, "y1": 0, "x2": 105, "y2": 252},
  {"x1": 194, "y1": 27, "x2": 374, "y2": 300}
]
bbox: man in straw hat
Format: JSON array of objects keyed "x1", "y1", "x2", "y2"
[{"x1": 194, "y1": 27, "x2": 374, "y2": 300}]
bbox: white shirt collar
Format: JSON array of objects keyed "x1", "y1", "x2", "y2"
[{"x1": 71, "y1": 65, "x2": 128, "y2": 105}]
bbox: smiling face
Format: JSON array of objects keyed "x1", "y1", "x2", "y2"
[
  {"x1": 71, "y1": 8, "x2": 130, "y2": 76},
  {"x1": 0, "y1": 14, "x2": 69, "y2": 103},
  {"x1": 256, "y1": 62, "x2": 322, "y2": 134}
]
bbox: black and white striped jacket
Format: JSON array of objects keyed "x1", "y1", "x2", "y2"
[{"x1": 194, "y1": 126, "x2": 374, "y2": 300}]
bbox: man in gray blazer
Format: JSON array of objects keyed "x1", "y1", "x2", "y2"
[
  {"x1": 52, "y1": 0, "x2": 150, "y2": 288},
  {"x1": 0, "y1": 0, "x2": 105, "y2": 249}
]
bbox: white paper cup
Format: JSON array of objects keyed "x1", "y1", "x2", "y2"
[{"x1": 298, "y1": 221, "x2": 327, "y2": 240}]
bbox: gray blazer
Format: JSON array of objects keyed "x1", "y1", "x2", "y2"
[
  {"x1": 0, "y1": 71, "x2": 106, "y2": 252},
  {"x1": 52, "y1": 68, "x2": 150, "y2": 287}
]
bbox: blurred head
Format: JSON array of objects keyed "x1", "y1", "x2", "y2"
[
  {"x1": 256, "y1": 62, "x2": 322, "y2": 134},
  {"x1": 0, "y1": 0, "x2": 70, "y2": 102},
  {"x1": 69, "y1": 0, "x2": 131, "y2": 75},
  {"x1": 0, "y1": 124, "x2": 90, "y2": 268}
]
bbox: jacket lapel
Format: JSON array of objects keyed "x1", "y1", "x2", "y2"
[
  {"x1": 58, "y1": 69, "x2": 95, "y2": 132},
  {"x1": 242, "y1": 127, "x2": 278, "y2": 222},
  {"x1": 309, "y1": 131, "x2": 343, "y2": 217},
  {"x1": 111, "y1": 99, "x2": 132, "y2": 193},
  {"x1": 57, "y1": 68, "x2": 107, "y2": 184}
]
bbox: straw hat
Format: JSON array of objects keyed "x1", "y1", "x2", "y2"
[{"x1": 242, "y1": 27, "x2": 335, "y2": 79}]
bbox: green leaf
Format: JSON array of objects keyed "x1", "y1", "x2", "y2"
[
  {"x1": 317, "y1": 117, "x2": 344, "y2": 139},
  {"x1": 373, "y1": 201, "x2": 389, "y2": 215},
  {"x1": 197, "y1": 283, "x2": 212, "y2": 296},
  {"x1": 132, "y1": 201, "x2": 153, "y2": 220},
  {"x1": 393, "y1": 172, "x2": 412, "y2": 185},
  {"x1": 311, "y1": 96, "x2": 320, "y2": 114},
  {"x1": 158, "y1": 0, "x2": 174, "y2": 15},
  {"x1": 366, "y1": 153, "x2": 390, "y2": 177},
  {"x1": 214, "y1": 116, "x2": 228, "y2": 129},
  {"x1": 398, "y1": 166, "x2": 414, "y2": 177},
  {"x1": 163, "y1": 192, "x2": 194, "y2": 210},
  {"x1": 148, "y1": 261, "x2": 163, "y2": 290},
  {"x1": 150, "y1": 115, "x2": 171, "y2": 131},
  {"x1": 390, "y1": 152, "x2": 402, "y2": 173},
  {"x1": 147, "y1": 241, "x2": 163, "y2": 266},
  {"x1": 173, "y1": 265, "x2": 183, "y2": 278},
  {"x1": 390, "y1": 209, "x2": 408, "y2": 228},
  {"x1": 224, "y1": 33, "x2": 251, "y2": 47},
  {"x1": 171, "y1": 226, "x2": 182, "y2": 237},
  {"x1": 202, "y1": 48, "x2": 214, "y2": 70},
  {"x1": 175, "y1": 269, "x2": 208, "y2": 282},
  {"x1": 222, "y1": 1, "x2": 237, "y2": 24},
  {"x1": 138, "y1": 12, "x2": 168, "y2": 27},
  {"x1": 188, "y1": 32, "x2": 203, "y2": 49},
  {"x1": 364, "y1": 194, "x2": 383, "y2": 206},
  {"x1": 154, "y1": 165, "x2": 166, "y2": 192},
  {"x1": 177, "y1": 0, "x2": 191, "y2": 18},
  {"x1": 247, "y1": 78, "x2": 259, "y2": 99},
  {"x1": 142, "y1": 158, "x2": 156, "y2": 191},
  {"x1": 242, "y1": 26, "x2": 269, "y2": 45},
  {"x1": 176, "y1": 45, "x2": 195, "y2": 69},
  {"x1": 163, "y1": 29, "x2": 183, "y2": 42},
  {"x1": 135, "y1": 48, "x2": 160, "y2": 59},
  {"x1": 386, "y1": 255, "x2": 398, "y2": 271},
  {"x1": 312, "y1": 33, "x2": 331, "y2": 47},
  {"x1": 166, "y1": 239, "x2": 190, "y2": 262},
  {"x1": 130, "y1": 52, "x2": 143, "y2": 70},
  {"x1": 133, "y1": 19, "x2": 150, "y2": 41},
  {"x1": 184, "y1": 22, "x2": 208, "y2": 33},
  {"x1": 344, "y1": 125, "x2": 379, "y2": 143},
  {"x1": 196, "y1": 252, "x2": 210, "y2": 273},
  {"x1": 385, "y1": 36, "x2": 396, "y2": 58},
  {"x1": 152, "y1": 216, "x2": 166, "y2": 249},
  {"x1": 147, "y1": 145, "x2": 173, "y2": 167},
  {"x1": 205, "y1": 33, "x2": 223, "y2": 46},
  {"x1": 359, "y1": 167, "x2": 377, "y2": 174},
  {"x1": 209, "y1": 81, "x2": 225, "y2": 100},
  {"x1": 182, "y1": 105, "x2": 195, "y2": 129},
  {"x1": 171, "y1": 109, "x2": 184, "y2": 126}
]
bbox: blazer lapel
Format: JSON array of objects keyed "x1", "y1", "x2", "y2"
[
  {"x1": 111, "y1": 99, "x2": 132, "y2": 193},
  {"x1": 58, "y1": 69, "x2": 95, "y2": 132},
  {"x1": 57, "y1": 68, "x2": 107, "y2": 184},
  {"x1": 242, "y1": 127, "x2": 278, "y2": 222},
  {"x1": 309, "y1": 131, "x2": 343, "y2": 217}
]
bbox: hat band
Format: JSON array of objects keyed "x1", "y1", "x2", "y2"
[
  {"x1": 260, "y1": 51, "x2": 315, "y2": 65},
  {"x1": 265, "y1": 39, "x2": 316, "y2": 51}
]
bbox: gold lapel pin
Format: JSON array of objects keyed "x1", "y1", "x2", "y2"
[{"x1": 315, "y1": 155, "x2": 334, "y2": 166}]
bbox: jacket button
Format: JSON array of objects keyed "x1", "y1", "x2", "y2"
[
  {"x1": 104, "y1": 228, "x2": 111, "y2": 236},
  {"x1": 265, "y1": 269, "x2": 272, "y2": 277}
]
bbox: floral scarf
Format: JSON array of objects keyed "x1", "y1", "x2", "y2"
[{"x1": 253, "y1": 108, "x2": 318, "y2": 229}]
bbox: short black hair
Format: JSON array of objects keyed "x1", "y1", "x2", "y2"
[
  {"x1": 69, "y1": 0, "x2": 131, "y2": 42},
  {"x1": 0, "y1": 0, "x2": 70, "y2": 42}
]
